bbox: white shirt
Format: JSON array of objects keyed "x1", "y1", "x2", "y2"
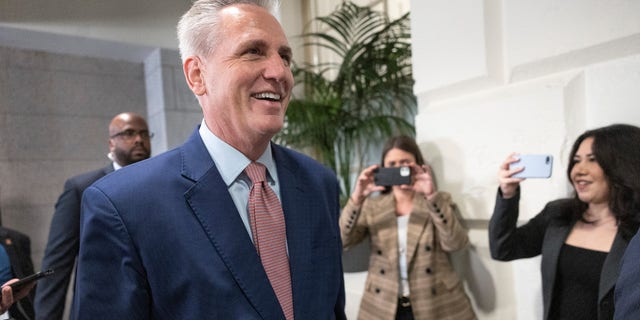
[{"x1": 397, "y1": 215, "x2": 410, "y2": 297}]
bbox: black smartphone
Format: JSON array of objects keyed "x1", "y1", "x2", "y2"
[
  {"x1": 7, "y1": 269, "x2": 55, "y2": 291},
  {"x1": 373, "y1": 167, "x2": 412, "y2": 186}
]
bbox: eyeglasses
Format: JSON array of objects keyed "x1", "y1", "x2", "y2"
[{"x1": 110, "y1": 129, "x2": 154, "y2": 140}]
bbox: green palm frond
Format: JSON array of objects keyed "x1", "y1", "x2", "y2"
[{"x1": 275, "y1": 2, "x2": 416, "y2": 203}]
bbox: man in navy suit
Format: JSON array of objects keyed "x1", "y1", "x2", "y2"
[
  {"x1": 615, "y1": 230, "x2": 640, "y2": 319},
  {"x1": 35, "y1": 112, "x2": 151, "y2": 320},
  {"x1": 72, "y1": 0, "x2": 346, "y2": 319}
]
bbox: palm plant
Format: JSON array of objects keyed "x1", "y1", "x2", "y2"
[{"x1": 275, "y1": 1, "x2": 416, "y2": 202}]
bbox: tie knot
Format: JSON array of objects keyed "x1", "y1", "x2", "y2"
[{"x1": 245, "y1": 162, "x2": 267, "y2": 184}]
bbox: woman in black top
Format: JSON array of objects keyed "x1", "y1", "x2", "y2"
[{"x1": 489, "y1": 124, "x2": 640, "y2": 320}]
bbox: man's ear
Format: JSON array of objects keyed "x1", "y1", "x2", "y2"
[{"x1": 183, "y1": 56, "x2": 206, "y2": 96}]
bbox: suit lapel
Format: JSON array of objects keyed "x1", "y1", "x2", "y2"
[
  {"x1": 542, "y1": 223, "x2": 570, "y2": 280},
  {"x1": 271, "y1": 149, "x2": 307, "y2": 313},
  {"x1": 272, "y1": 145, "x2": 343, "y2": 317},
  {"x1": 273, "y1": 145, "x2": 337, "y2": 317},
  {"x1": 181, "y1": 131, "x2": 284, "y2": 319},
  {"x1": 541, "y1": 222, "x2": 571, "y2": 319},
  {"x1": 372, "y1": 195, "x2": 400, "y2": 264},
  {"x1": 405, "y1": 196, "x2": 430, "y2": 266},
  {"x1": 599, "y1": 231, "x2": 628, "y2": 302}
]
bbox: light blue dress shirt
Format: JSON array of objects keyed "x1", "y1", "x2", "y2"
[{"x1": 198, "y1": 119, "x2": 281, "y2": 242}]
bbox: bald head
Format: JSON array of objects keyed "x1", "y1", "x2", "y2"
[
  {"x1": 109, "y1": 112, "x2": 146, "y2": 136},
  {"x1": 108, "y1": 112, "x2": 152, "y2": 166}
]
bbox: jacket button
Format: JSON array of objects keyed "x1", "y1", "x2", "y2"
[
  {"x1": 426, "y1": 267, "x2": 432, "y2": 274},
  {"x1": 425, "y1": 245, "x2": 431, "y2": 251},
  {"x1": 380, "y1": 269, "x2": 385, "y2": 275},
  {"x1": 375, "y1": 288, "x2": 381, "y2": 294},
  {"x1": 431, "y1": 287, "x2": 437, "y2": 295},
  {"x1": 443, "y1": 219, "x2": 448, "y2": 224},
  {"x1": 439, "y1": 214, "x2": 444, "y2": 219},
  {"x1": 377, "y1": 250, "x2": 383, "y2": 255}
]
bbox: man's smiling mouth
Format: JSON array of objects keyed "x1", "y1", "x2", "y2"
[{"x1": 253, "y1": 92, "x2": 282, "y2": 101}]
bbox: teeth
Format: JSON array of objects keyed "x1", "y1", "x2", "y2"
[{"x1": 254, "y1": 92, "x2": 281, "y2": 101}]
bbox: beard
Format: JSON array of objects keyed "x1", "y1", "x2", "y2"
[{"x1": 113, "y1": 146, "x2": 150, "y2": 166}]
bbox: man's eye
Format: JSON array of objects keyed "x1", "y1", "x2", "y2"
[
  {"x1": 246, "y1": 48, "x2": 261, "y2": 55},
  {"x1": 281, "y1": 54, "x2": 292, "y2": 66}
]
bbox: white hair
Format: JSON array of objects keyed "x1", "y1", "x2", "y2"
[{"x1": 177, "y1": 0, "x2": 281, "y2": 62}]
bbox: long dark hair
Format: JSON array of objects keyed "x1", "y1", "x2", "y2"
[
  {"x1": 566, "y1": 124, "x2": 640, "y2": 240},
  {"x1": 379, "y1": 135, "x2": 425, "y2": 194}
]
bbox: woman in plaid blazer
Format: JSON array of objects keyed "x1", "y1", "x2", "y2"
[{"x1": 340, "y1": 136, "x2": 476, "y2": 320}]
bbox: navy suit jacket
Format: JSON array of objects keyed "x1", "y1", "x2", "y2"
[
  {"x1": 72, "y1": 129, "x2": 346, "y2": 319},
  {"x1": 35, "y1": 165, "x2": 113, "y2": 320},
  {"x1": 614, "y1": 228, "x2": 640, "y2": 319}
]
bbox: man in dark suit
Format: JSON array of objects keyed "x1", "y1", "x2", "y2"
[
  {"x1": 72, "y1": 0, "x2": 346, "y2": 319},
  {"x1": 34, "y1": 112, "x2": 151, "y2": 320},
  {"x1": 0, "y1": 225, "x2": 36, "y2": 320}
]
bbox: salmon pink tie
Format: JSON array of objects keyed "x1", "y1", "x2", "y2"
[{"x1": 245, "y1": 162, "x2": 294, "y2": 320}]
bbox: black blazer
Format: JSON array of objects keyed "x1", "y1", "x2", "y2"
[
  {"x1": 0, "y1": 226, "x2": 35, "y2": 320},
  {"x1": 34, "y1": 165, "x2": 113, "y2": 320},
  {"x1": 489, "y1": 188, "x2": 629, "y2": 320}
]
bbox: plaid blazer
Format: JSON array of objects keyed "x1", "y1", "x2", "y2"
[{"x1": 340, "y1": 191, "x2": 476, "y2": 320}]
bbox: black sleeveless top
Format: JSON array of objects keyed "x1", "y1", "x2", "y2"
[{"x1": 549, "y1": 243, "x2": 608, "y2": 320}]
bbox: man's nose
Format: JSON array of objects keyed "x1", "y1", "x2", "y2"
[{"x1": 262, "y1": 54, "x2": 291, "y2": 83}]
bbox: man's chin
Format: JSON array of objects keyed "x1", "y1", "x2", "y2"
[{"x1": 130, "y1": 154, "x2": 150, "y2": 163}]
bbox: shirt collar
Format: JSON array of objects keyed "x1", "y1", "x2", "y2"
[{"x1": 198, "y1": 119, "x2": 278, "y2": 186}]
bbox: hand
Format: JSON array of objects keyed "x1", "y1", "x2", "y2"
[
  {"x1": 411, "y1": 164, "x2": 437, "y2": 200},
  {"x1": 499, "y1": 153, "x2": 525, "y2": 199},
  {"x1": 0, "y1": 278, "x2": 35, "y2": 314},
  {"x1": 350, "y1": 164, "x2": 385, "y2": 205}
]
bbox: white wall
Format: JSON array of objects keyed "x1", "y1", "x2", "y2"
[{"x1": 410, "y1": 0, "x2": 640, "y2": 319}]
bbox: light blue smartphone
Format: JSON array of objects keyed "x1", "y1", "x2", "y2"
[{"x1": 510, "y1": 154, "x2": 553, "y2": 178}]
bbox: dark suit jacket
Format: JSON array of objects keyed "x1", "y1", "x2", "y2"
[
  {"x1": 614, "y1": 229, "x2": 640, "y2": 319},
  {"x1": 0, "y1": 226, "x2": 36, "y2": 320},
  {"x1": 72, "y1": 129, "x2": 346, "y2": 319},
  {"x1": 35, "y1": 165, "x2": 113, "y2": 320},
  {"x1": 489, "y1": 188, "x2": 629, "y2": 320}
]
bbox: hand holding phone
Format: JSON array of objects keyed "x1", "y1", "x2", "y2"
[
  {"x1": 6, "y1": 269, "x2": 55, "y2": 291},
  {"x1": 509, "y1": 154, "x2": 553, "y2": 179}
]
